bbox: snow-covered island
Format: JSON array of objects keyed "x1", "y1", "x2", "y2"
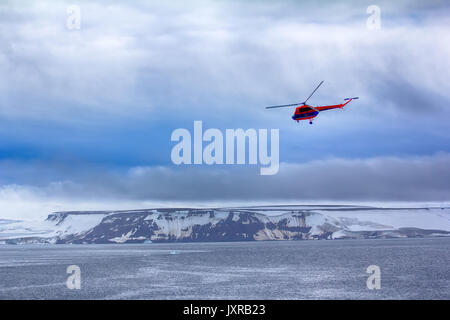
[{"x1": 1, "y1": 205, "x2": 449, "y2": 244}]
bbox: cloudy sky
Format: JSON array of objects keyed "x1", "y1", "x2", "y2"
[{"x1": 1, "y1": 0, "x2": 450, "y2": 219}]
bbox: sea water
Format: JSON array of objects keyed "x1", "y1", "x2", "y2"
[{"x1": 0, "y1": 238, "x2": 448, "y2": 299}]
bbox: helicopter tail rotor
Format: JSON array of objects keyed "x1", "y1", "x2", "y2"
[{"x1": 341, "y1": 97, "x2": 359, "y2": 108}]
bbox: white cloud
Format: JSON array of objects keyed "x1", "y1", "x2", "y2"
[{"x1": 1, "y1": 0, "x2": 449, "y2": 126}]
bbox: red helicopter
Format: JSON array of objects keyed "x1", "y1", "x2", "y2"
[{"x1": 266, "y1": 81, "x2": 358, "y2": 124}]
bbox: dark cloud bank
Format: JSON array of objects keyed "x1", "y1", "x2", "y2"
[{"x1": 6, "y1": 153, "x2": 449, "y2": 202}]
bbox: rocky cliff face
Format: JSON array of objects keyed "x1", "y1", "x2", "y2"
[{"x1": 55, "y1": 209, "x2": 328, "y2": 244}]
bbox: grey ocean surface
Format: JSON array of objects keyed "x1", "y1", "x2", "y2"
[{"x1": 0, "y1": 238, "x2": 449, "y2": 299}]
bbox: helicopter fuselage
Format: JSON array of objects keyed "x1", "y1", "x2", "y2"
[{"x1": 291, "y1": 103, "x2": 347, "y2": 122}]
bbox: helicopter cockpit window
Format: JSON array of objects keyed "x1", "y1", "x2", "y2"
[{"x1": 298, "y1": 107, "x2": 312, "y2": 113}]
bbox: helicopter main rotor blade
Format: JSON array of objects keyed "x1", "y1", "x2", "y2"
[
  {"x1": 301, "y1": 80, "x2": 324, "y2": 105},
  {"x1": 266, "y1": 103, "x2": 301, "y2": 109},
  {"x1": 266, "y1": 80, "x2": 324, "y2": 109}
]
